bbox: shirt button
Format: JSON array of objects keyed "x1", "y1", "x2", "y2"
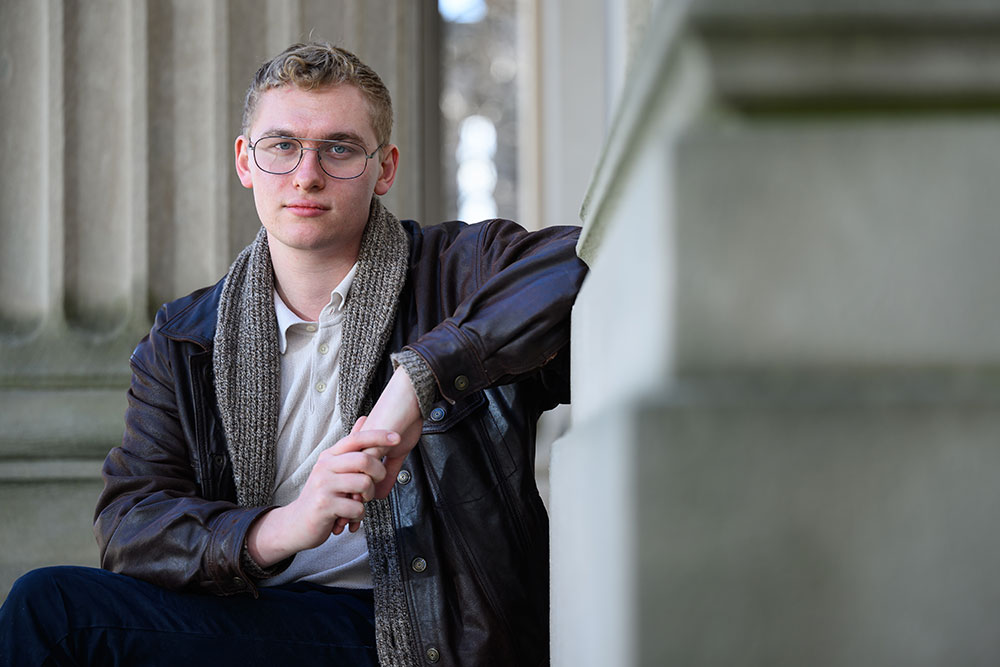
[
  {"x1": 411, "y1": 557, "x2": 427, "y2": 573},
  {"x1": 454, "y1": 375, "x2": 469, "y2": 391},
  {"x1": 429, "y1": 407, "x2": 446, "y2": 422},
  {"x1": 306, "y1": 324, "x2": 317, "y2": 332},
  {"x1": 425, "y1": 647, "x2": 440, "y2": 663},
  {"x1": 397, "y1": 469, "x2": 412, "y2": 485},
  {"x1": 318, "y1": 343, "x2": 329, "y2": 354},
  {"x1": 315, "y1": 381, "x2": 327, "y2": 393}
]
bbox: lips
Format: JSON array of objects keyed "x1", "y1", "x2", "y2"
[{"x1": 284, "y1": 200, "x2": 330, "y2": 217}]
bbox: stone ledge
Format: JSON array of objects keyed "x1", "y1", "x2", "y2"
[
  {"x1": 0, "y1": 459, "x2": 103, "y2": 482},
  {"x1": 0, "y1": 388, "x2": 127, "y2": 459}
]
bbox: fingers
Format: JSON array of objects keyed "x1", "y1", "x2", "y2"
[
  {"x1": 330, "y1": 496, "x2": 366, "y2": 536},
  {"x1": 307, "y1": 470, "x2": 378, "y2": 504},
  {"x1": 330, "y1": 428, "x2": 400, "y2": 457},
  {"x1": 320, "y1": 450, "x2": 388, "y2": 485},
  {"x1": 306, "y1": 420, "x2": 401, "y2": 537},
  {"x1": 333, "y1": 494, "x2": 365, "y2": 536}
]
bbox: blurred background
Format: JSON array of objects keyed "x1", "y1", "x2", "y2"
[{"x1": 4, "y1": 0, "x2": 1000, "y2": 664}]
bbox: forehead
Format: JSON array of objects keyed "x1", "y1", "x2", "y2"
[{"x1": 250, "y1": 84, "x2": 377, "y2": 145}]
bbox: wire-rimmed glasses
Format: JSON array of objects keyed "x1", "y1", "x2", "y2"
[{"x1": 247, "y1": 135, "x2": 383, "y2": 180}]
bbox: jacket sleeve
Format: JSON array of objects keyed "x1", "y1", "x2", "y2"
[
  {"x1": 404, "y1": 219, "x2": 588, "y2": 405},
  {"x1": 93, "y1": 308, "x2": 277, "y2": 597}
]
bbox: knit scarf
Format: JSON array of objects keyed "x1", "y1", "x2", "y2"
[{"x1": 213, "y1": 196, "x2": 418, "y2": 667}]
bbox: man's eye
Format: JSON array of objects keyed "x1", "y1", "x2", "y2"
[
  {"x1": 261, "y1": 139, "x2": 297, "y2": 154},
  {"x1": 324, "y1": 142, "x2": 358, "y2": 158}
]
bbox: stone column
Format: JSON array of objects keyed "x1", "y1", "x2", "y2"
[
  {"x1": 552, "y1": 1, "x2": 1000, "y2": 664},
  {"x1": 0, "y1": 0, "x2": 439, "y2": 599}
]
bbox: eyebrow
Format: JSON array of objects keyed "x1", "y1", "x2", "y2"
[{"x1": 256, "y1": 128, "x2": 371, "y2": 147}]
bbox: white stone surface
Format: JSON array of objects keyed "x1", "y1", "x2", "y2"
[
  {"x1": 675, "y1": 119, "x2": 1000, "y2": 368},
  {"x1": 553, "y1": 0, "x2": 1000, "y2": 664},
  {"x1": 556, "y1": 394, "x2": 1000, "y2": 666}
]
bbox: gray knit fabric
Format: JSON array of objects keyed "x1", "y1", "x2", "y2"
[
  {"x1": 214, "y1": 197, "x2": 418, "y2": 667},
  {"x1": 214, "y1": 226, "x2": 280, "y2": 509},
  {"x1": 391, "y1": 348, "x2": 440, "y2": 419}
]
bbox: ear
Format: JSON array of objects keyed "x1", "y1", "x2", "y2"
[
  {"x1": 235, "y1": 134, "x2": 253, "y2": 189},
  {"x1": 373, "y1": 144, "x2": 399, "y2": 196}
]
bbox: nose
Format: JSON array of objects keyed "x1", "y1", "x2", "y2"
[{"x1": 292, "y1": 147, "x2": 326, "y2": 190}]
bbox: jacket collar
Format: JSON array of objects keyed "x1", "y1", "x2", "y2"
[{"x1": 156, "y1": 277, "x2": 226, "y2": 351}]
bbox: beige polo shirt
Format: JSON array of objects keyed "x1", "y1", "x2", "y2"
[{"x1": 260, "y1": 263, "x2": 372, "y2": 589}]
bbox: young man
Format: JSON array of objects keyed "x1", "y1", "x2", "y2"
[{"x1": 0, "y1": 43, "x2": 586, "y2": 666}]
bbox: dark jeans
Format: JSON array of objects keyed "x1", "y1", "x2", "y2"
[{"x1": 0, "y1": 566, "x2": 378, "y2": 666}]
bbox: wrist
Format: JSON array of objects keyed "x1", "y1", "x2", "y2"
[
  {"x1": 390, "y1": 348, "x2": 438, "y2": 418},
  {"x1": 246, "y1": 505, "x2": 295, "y2": 568}
]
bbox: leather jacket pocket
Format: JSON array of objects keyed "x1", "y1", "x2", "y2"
[{"x1": 418, "y1": 392, "x2": 517, "y2": 507}]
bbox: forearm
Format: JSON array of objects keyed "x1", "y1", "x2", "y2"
[{"x1": 359, "y1": 365, "x2": 423, "y2": 499}]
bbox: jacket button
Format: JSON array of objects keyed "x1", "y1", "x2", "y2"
[
  {"x1": 232, "y1": 577, "x2": 246, "y2": 589},
  {"x1": 429, "y1": 407, "x2": 446, "y2": 422},
  {"x1": 453, "y1": 375, "x2": 469, "y2": 391},
  {"x1": 425, "y1": 646, "x2": 440, "y2": 662},
  {"x1": 397, "y1": 469, "x2": 412, "y2": 485},
  {"x1": 411, "y1": 557, "x2": 427, "y2": 573}
]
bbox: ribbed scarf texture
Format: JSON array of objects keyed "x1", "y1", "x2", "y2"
[{"x1": 214, "y1": 197, "x2": 418, "y2": 667}]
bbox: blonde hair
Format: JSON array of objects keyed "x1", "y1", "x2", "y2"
[{"x1": 242, "y1": 42, "x2": 393, "y2": 147}]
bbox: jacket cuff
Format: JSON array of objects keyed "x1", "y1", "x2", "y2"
[
  {"x1": 391, "y1": 348, "x2": 440, "y2": 419},
  {"x1": 406, "y1": 322, "x2": 488, "y2": 404}
]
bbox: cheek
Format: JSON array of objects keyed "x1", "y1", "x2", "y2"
[{"x1": 250, "y1": 181, "x2": 279, "y2": 218}]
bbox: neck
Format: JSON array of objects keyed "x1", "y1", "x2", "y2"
[{"x1": 268, "y1": 239, "x2": 360, "y2": 321}]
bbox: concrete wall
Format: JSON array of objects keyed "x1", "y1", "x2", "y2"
[
  {"x1": 552, "y1": 1, "x2": 1000, "y2": 664},
  {"x1": 0, "y1": 0, "x2": 441, "y2": 600}
]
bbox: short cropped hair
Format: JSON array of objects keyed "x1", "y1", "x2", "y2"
[{"x1": 241, "y1": 42, "x2": 393, "y2": 147}]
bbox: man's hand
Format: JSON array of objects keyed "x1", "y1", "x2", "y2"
[{"x1": 246, "y1": 419, "x2": 400, "y2": 568}]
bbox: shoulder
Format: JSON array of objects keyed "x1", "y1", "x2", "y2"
[
  {"x1": 151, "y1": 277, "x2": 227, "y2": 350},
  {"x1": 404, "y1": 217, "x2": 553, "y2": 259},
  {"x1": 407, "y1": 217, "x2": 580, "y2": 249}
]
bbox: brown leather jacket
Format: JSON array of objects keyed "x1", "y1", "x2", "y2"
[{"x1": 95, "y1": 218, "x2": 588, "y2": 666}]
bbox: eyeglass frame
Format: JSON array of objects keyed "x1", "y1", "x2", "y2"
[{"x1": 245, "y1": 134, "x2": 385, "y2": 180}]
